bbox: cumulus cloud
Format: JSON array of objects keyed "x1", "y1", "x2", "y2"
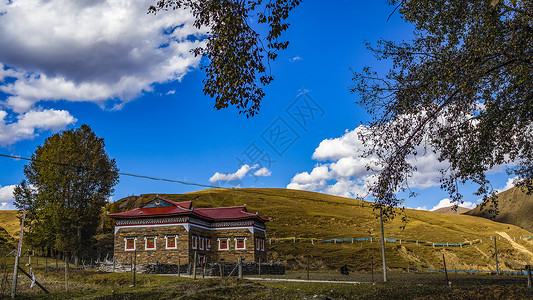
[
  {"x1": 0, "y1": 0, "x2": 206, "y2": 144},
  {"x1": 0, "y1": 185, "x2": 16, "y2": 210},
  {"x1": 209, "y1": 164, "x2": 255, "y2": 183},
  {"x1": 0, "y1": 0, "x2": 205, "y2": 112},
  {"x1": 496, "y1": 176, "x2": 517, "y2": 194},
  {"x1": 425, "y1": 198, "x2": 478, "y2": 211},
  {"x1": 253, "y1": 167, "x2": 272, "y2": 177},
  {"x1": 287, "y1": 125, "x2": 448, "y2": 199},
  {"x1": 210, "y1": 164, "x2": 272, "y2": 184},
  {"x1": 0, "y1": 109, "x2": 77, "y2": 145}
]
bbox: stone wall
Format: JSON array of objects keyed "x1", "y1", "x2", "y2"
[
  {"x1": 114, "y1": 224, "x2": 267, "y2": 265},
  {"x1": 114, "y1": 225, "x2": 189, "y2": 265},
  {"x1": 143, "y1": 262, "x2": 285, "y2": 276}
]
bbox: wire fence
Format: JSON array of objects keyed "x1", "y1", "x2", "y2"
[{"x1": 269, "y1": 234, "x2": 533, "y2": 248}]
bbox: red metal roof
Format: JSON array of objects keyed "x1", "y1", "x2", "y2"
[
  {"x1": 194, "y1": 206, "x2": 268, "y2": 221},
  {"x1": 109, "y1": 197, "x2": 268, "y2": 222},
  {"x1": 109, "y1": 197, "x2": 191, "y2": 218}
]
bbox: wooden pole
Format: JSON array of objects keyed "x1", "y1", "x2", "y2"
[
  {"x1": 494, "y1": 237, "x2": 499, "y2": 275},
  {"x1": 133, "y1": 249, "x2": 136, "y2": 287},
  {"x1": 11, "y1": 197, "x2": 27, "y2": 299},
  {"x1": 371, "y1": 256, "x2": 374, "y2": 283},
  {"x1": 65, "y1": 255, "x2": 69, "y2": 291},
  {"x1": 443, "y1": 253, "x2": 449, "y2": 285},
  {"x1": 258, "y1": 257, "x2": 261, "y2": 277},
  {"x1": 526, "y1": 265, "x2": 531, "y2": 289},
  {"x1": 238, "y1": 257, "x2": 243, "y2": 278},
  {"x1": 307, "y1": 256, "x2": 310, "y2": 280},
  {"x1": 17, "y1": 266, "x2": 50, "y2": 294},
  {"x1": 193, "y1": 251, "x2": 197, "y2": 280},
  {"x1": 219, "y1": 262, "x2": 223, "y2": 278},
  {"x1": 380, "y1": 207, "x2": 387, "y2": 282},
  {"x1": 178, "y1": 257, "x2": 181, "y2": 277}
]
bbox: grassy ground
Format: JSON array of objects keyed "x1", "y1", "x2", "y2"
[{"x1": 1, "y1": 267, "x2": 532, "y2": 299}]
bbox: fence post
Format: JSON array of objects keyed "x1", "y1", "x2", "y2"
[
  {"x1": 178, "y1": 257, "x2": 180, "y2": 277},
  {"x1": 494, "y1": 237, "x2": 499, "y2": 275},
  {"x1": 238, "y1": 257, "x2": 243, "y2": 278},
  {"x1": 443, "y1": 253, "x2": 449, "y2": 285},
  {"x1": 371, "y1": 256, "x2": 374, "y2": 283},
  {"x1": 258, "y1": 257, "x2": 261, "y2": 277},
  {"x1": 526, "y1": 265, "x2": 531, "y2": 288},
  {"x1": 64, "y1": 255, "x2": 69, "y2": 291},
  {"x1": 306, "y1": 256, "x2": 310, "y2": 280},
  {"x1": 311, "y1": 238, "x2": 314, "y2": 245},
  {"x1": 193, "y1": 251, "x2": 197, "y2": 280}
]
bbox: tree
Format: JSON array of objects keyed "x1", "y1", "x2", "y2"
[
  {"x1": 13, "y1": 125, "x2": 119, "y2": 261},
  {"x1": 149, "y1": 0, "x2": 301, "y2": 117},
  {"x1": 351, "y1": 0, "x2": 533, "y2": 213}
]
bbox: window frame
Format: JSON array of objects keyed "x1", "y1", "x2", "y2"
[
  {"x1": 124, "y1": 237, "x2": 137, "y2": 251},
  {"x1": 218, "y1": 237, "x2": 230, "y2": 251},
  {"x1": 165, "y1": 235, "x2": 178, "y2": 250},
  {"x1": 206, "y1": 238, "x2": 211, "y2": 251},
  {"x1": 145, "y1": 236, "x2": 157, "y2": 250},
  {"x1": 192, "y1": 235, "x2": 198, "y2": 249},
  {"x1": 234, "y1": 237, "x2": 247, "y2": 250},
  {"x1": 199, "y1": 237, "x2": 205, "y2": 250}
]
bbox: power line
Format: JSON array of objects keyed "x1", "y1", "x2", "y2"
[
  {"x1": 0, "y1": 152, "x2": 373, "y2": 206},
  {"x1": 0, "y1": 153, "x2": 219, "y2": 189}
]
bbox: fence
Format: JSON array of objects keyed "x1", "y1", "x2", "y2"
[{"x1": 268, "y1": 234, "x2": 532, "y2": 248}]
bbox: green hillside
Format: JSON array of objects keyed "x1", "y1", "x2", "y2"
[
  {"x1": 466, "y1": 186, "x2": 533, "y2": 233},
  {"x1": 113, "y1": 188, "x2": 533, "y2": 271}
]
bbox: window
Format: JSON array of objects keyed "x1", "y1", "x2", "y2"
[
  {"x1": 165, "y1": 235, "x2": 177, "y2": 249},
  {"x1": 199, "y1": 237, "x2": 205, "y2": 250},
  {"x1": 234, "y1": 237, "x2": 247, "y2": 250},
  {"x1": 198, "y1": 255, "x2": 206, "y2": 264},
  {"x1": 218, "y1": 238, "x2": 229, "y2": 250},
  {"x1": 145, "y1": 236, "x2": 157, "y2": 250},
  {"x1": 256, "y1": 238, "x2": 261, "y2": 250},
  {"x1": 206, "y1": 239, "x2": 211, "y2": 250},
  {"x1": 192, "y1": 236, "x2": 198, "y2": 249},
  {"x1": 125, "y1": 237, "x2": 136, "y2": 251},
  {"x1": 261, "y1": 239, "x2": 265, "y2": 251}
]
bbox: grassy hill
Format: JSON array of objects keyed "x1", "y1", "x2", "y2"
[
  {"x1": 433, "y1": 206, "x2": 470, "y2": 214},
  {"x1": 466, "y1": 186, "x2": 533, "y2": 233},
  {"x1": 112, "y1": 188, "x2": 533, "y2": 271}
]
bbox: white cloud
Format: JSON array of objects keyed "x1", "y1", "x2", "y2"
[
  {"x1": 253, "y1": 167, "x2": 272, "y2": 177},
  {"x1": 287, "y1": 125, "x2": 448, "y2": 199},
  {"x1": 0, "y1": 185, "x2": 16, "y2": 210},
  {"x1": 0, "y1": 109, "x2": 76, "y2": 145},
  {"x1": 0, "y1": 0, "x2": 206, "y2": 144},
  {"x1": 427, "y1": 198, "x2": 478, "y2": 211},
  {"x1": 0, "y1": 0, "x2": 205, "y2": 113},
  {"x1": 209, "y1": 164, "x2": 256, "y2": 183},
  {"x1": 496, "y1": 176, "x2": 517, "y2": 194},
  {"x1": 289, "y1": 56, "x2": 302, "y2": 62}
]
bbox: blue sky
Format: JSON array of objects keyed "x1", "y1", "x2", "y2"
[{"x1": 0, "y1": 0, "x2": 514, "y2": 211}]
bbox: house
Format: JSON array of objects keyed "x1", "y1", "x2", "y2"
[{"x1": 109, "y1": 197, "x2": 268, "y2": 266}]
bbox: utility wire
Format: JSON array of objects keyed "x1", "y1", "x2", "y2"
[
  {"x1": 0, "y1": 153, "x2": 219, "y2": 189},
  {"x1": 0, "y1": 152, "x2": 374, "y2": 207}
]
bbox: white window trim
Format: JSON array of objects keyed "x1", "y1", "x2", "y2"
[
  {"x1": 199, "y1": 237, "x2": 204, "y2": 250},
  {"x1": 165, "y1": 235, "x2": 178, "y2": 250},
  {"x1": 124, "y1": 237, "x2": 137, "y2": 251},
  {"x1": 206, "y1": 239, "x2": 211, "y2": 251},
  {"x1": 234, "y1": 237, "x2": 247, "y2": 250},
  {"x1": 192, "y1": 235, "x2": 198, "y2": 249},
  {"x1": 217, "y1": 237, "x2": 230, "y2": 251},
  {"x1": 145, "y1": 236, "x2": 157, "y2": 250}
]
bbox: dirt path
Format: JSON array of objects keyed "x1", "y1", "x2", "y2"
[{"x1": 496, "y1": 231, "x2": 533, "y2": 262}]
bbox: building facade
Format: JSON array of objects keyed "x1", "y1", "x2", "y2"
[{"x1": 109, "y1": 197, "x2": 268, "y2": 266}]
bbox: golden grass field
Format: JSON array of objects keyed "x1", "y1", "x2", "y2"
[{"x1": 2, "y1": 188, "x2": 533, "y2": 272}]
